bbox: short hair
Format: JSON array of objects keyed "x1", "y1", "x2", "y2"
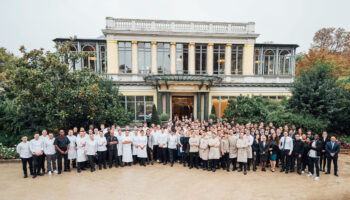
[{"x1": 21, "y1": 135, "x2": 27, "y2": 138}]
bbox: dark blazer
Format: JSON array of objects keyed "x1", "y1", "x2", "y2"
[
  {"x1": 269, "y1": 140, "x2": 279, "y2": 154},
  {"x1": 259, "y1": 141, "x2": 269, "y2": 155},
  {"x1": 292, "y1": 140, "x2": 304, "y2": 156},
  {"x1": 303, "y1": 142, "x2": 311, "y2": 157},
  {"x1": 252, "y1": 140, "x2": 260, "y2": 153},
  {"x1": 325, "y1": 142, "x2": 340, "y2": 158},
  {"x1": 321, "y1": 137, "x2": 331, "y2": 150},
  {"x1": 107, "y1": 136, "x2": 118, "y2": 151}
]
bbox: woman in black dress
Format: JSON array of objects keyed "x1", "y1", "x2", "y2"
[
  {"x1": 259, "y1": 135, "x2": 269, "y2": 171},
  {"x1": 252, "y1": 134, "x2": 260, "y2": 171}
]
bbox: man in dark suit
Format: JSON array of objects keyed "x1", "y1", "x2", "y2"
[
  {"x1": 290, "y1": 134, "x2": 304, "y2": 174},
  {"x1": 320, "y1": 131, "x2": 330, "y2": 172},
  {"x1": 325, "y1": 136, "x2": 340, "y2": 176}
]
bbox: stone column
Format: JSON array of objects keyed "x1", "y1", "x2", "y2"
[
  {"x1": 225, "y1": 43, "x2": 232, "y2": 75},
  {"x1": 166, "y1": 92, "x2": 170, "y2": 116},
  {"x1": 197, "y1": 92, "x2": 202, "y2": 121},
  {"x1": 106, "y1": 40, "x2": 118, "y2": 74},
  {"x1": 189, "y1": 42, "x2": 195, "y2": 74},
  {"x1": 157, "y1": 91, "x2": 163, "y2": 114},
  {"x1": 151, "y1": 41, "x2": 157, "y2": 74},
  {"x1": 170, "y1": 42, "x2": 176, "y2": 74},
  {"x1": 242, "y1": 43, "x2": 255, "y2": 76},
  {"x1": 132, "y1": 40, "x2": 138, "y2": 74},
  {"x1": 204, "y1": 92, "x2": 209, "y2": 121},
  {"x1": 207, "y1": 43, "x2": 214, "y2": 75}
]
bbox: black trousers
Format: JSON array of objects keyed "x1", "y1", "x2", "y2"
[
  {"x1": 32, "y1": 155, "x2": 42, "y2": 175},
  {"x1": 230, "y1": 158, "x2": 237, "y2": 170},
  {"x1": 68, "y1": 159, "x2": 76, "y2": 169},
  {"x1": 88, "y1": 155, "x2": 96, "y2": 170},
  {"x1": 327, "y1": 156, "x2": 338, "y2": 174},
  {"x1": 302, "y1": 154, "x2": 309, "y2": 171},
  {"x1": 98, "y1": 151, "x2": 107, "y2": 168},
  {"x1": 209, "y1": 159, "x2": 218, "y2": 170},
  {"x1": 239, "y1": 162, "x2": 247, "y2": 172},
  {"x1": 222, "y1": 153, "x2": 230, "y2": 169},
  {"x1": 320, "y1": 152, "x2": 327, "y2": 170},
  {"x1": 168, "y1": 148, "x2": 176, "y2": 164},
  {"x1": 291, "y1": 154, "x2": 302, "y2": 171},
  {"x1": 153, "y1": 145, "x2": 159, "y2": 161},
  {"x1": 309, "y1": 157, "x2": 320, "y2": 177},
  {"x1": 276, "y1": 149, "x2": 281, "y2": 167},
  {"x1": 189, "y1": 152, "x2": 199, "y2": 168},
  {"x1": 56, "y1": 152, "x2": 69, "y2": 172},
  {"x1": 40, "y1": 154, "x2": 46, "y2": 173},
  {"x1": 281, "y1": 150, "x2": 291, "y2": 171},
  {"x1": 21, "y1": 157, "x2": 33, "y2": 176},
  {"x1": 160, "y1": 147, "x2": 167, "y2": 163},
  {"x1": 108, "y1": 149, "x2": 118, "y2": 167}
]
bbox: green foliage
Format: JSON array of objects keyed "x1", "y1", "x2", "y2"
[
  {"x1": 159, "y1": 113, "x2": 169, "y2": 121},
  {"x1": 209, "y1": 114, "x2": 217, "y2": 120},
  {"x1": 0, "y1": 40, "x2": 132, "y2": 146},
  {"x1": 150, "y1": 104, "x2": 160, "y2": 125},
  {"x1": 211, "y1": 105, "x2": 216, "y2": 115},
  {"x1": 288, "y1": 62, "x2": 350, "y2": 134},
  {"x1": 0, "y1": 145, "x2": 19, "y2": 159}
]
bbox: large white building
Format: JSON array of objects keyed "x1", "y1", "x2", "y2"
[{"x1": 54, "y1": 17, "x2": 298, "y2": 122}]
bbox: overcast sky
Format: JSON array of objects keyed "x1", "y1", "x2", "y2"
[{"x1": 1, "y1": 0, "x2": 349, "y2": 55}]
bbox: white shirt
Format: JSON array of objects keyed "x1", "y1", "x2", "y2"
[
  {"x1": 97, "y1": 136, "x2": 107, "y2": 151},
  {"x1": 86, "y1": 139, "x2": 98, "y2": 155},
  {"x1": 44, "y1": 138, "x2": 56, "y2": 155},
  {"x1": 40, "y1": 135, "x2": 49, "y2": 143},
  {"x1": 167, "y1": 134, "x2": 177, "y2": 149},
  {"x1": 158, "y1": 132, "x2": 168, "y2": 148},
  {"x1": 309, "y1": 141, "x2": 318, "y2": 158},
  {"x1": 16, "y1": 142, "x2": 32, "y2": 158},
  {"x1": 279, "y1": 136, "x2": 294, "y2": 153},
  {"x1": 30, "y1": 138, "x2": 44, "y2": 154}
]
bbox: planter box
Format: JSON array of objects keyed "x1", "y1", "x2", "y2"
[{"x1": 0, "y1": 159, "x2": 21, "y2": 163}]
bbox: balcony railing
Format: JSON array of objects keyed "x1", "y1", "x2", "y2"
[{"x1": 106, "y1": 18, "x2": 255, "y2": 34}]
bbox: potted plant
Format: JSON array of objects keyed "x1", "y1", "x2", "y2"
[{"x1": 159, "y1": 113, "x2": 169, "y2": 126}]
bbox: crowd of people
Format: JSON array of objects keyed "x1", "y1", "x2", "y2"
[{"x1": 16, "y1": 118, "x2": 340, "y2": 181}]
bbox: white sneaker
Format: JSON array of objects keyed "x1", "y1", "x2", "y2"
[
  {"x1": 301, "y1": 171, "x2": 305, "y2": 174},
  {"x1": 53, "y1": 170, "x2": 58, "y2": 174},
  {"x1": 48, "y1": 171, "x2": 52, "y2": 175},
  {"x1": 306, "y1": 173, "x2": 313, "y2": 177},
  {"x1": 314, "y1": 176, "x2": 319, "y2": 181}
]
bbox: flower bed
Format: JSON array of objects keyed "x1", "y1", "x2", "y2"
[
  {"x1": 0, "y1": 144, "x2": 19, "y2": 159},
  {"x1": 339, "y1": 136, "x2": 350, "y2": 149}
]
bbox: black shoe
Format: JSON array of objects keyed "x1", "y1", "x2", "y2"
[
  {"x1": 297, "y1": 171, "x2": 301, "y2": 175},
  {"x1": 77, "y1": 169, "x2": 81, "y2": 173},
  {"x1": 189, "y1": 166, "x2": 193, "y2": 169},
  {"x1": 163, "y1": 162, "x2": 166, "y2": 165},
  {"x1": 104, "y1": 166, "x2": 107, "y2": 169},
  {"x1": 24, "y1": 174, "x2": 28, "y2": 178},
  {"x1": 39, "y1": 173, "x2": 44, "y2": 176},
  {"x1": 32, "y1": 175, "x2": 37, "y2": 179},
  {"x1": 171, "y1": 163, "x2": 174, "y2": 167},
  {"x1": 253, "y1": 168, "x2": 256, "y2": 172},
  {"x1": 285, "y1": 171, "x2": 288, "y2": 174},
  {"x1": 109, "y1": 166, "x2": 112, "y2": 169},
  {"x1": 244, "y1": 171, "x2": 247, "y2": 175},
  {"x1": 226, "y1": 168, "x2": 229, "y2": 172},
  {"x1": 262, "y1": 168, "x2": 266, "y2": 172},
  {"x1": 99, "y1": 166, "x2": 102, "y2": 170},
  {"x1": 58, "y1": 171, "x2": 62, "y2": 174},
  {"x1": 212, "y1": 168, "x2": 216, "y2": 172},
  {"x1": 232, "y1": 168, "x2": 236, "y2": 171},
  {"x1": 280, "y1": 169, "x2": 284, "y2": 173},
  {"x1": 238, "y1": 169, "x2": 242, "y2": 172},
  {"x1": 335, "y1": 173, "x2": 338, "y2": 177},
  {"x1": 325, "y1": 172, "x2": 330, "y2": 174}
]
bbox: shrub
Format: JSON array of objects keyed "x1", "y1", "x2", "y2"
[
  {"x1": 0, "y1": 144, "x2": 19, "y2": 159},
  {"x1": 159, "y1": 113, "x2": 169, "y2": 121},
  {"x1": 150, "y1": 104, "x2": 160, "y2": 125}
]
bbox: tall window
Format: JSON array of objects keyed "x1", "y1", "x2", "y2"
[
  {"x1": 195, "y1": 44, "x2": 207, "y2": 74},
  {"x1": 100, "y1": 46, "x2": 107, "y2": 73},
  {"x1": 121, "y1": 96, "x2": 154, "y2": 121},
  {"x1": 175, "y1": 44, "x2": 188, "y2": 74},
  {"x1": 263, "y1": 50, "x2": 275, "y2": 75},
  {"x1": 82, "y1": 45, "x2": 96, "y2": 71},
  {"x1": 212, "y1": 96, "x2": 237, "y2": 119},
  {"x1": 213, "y1": 44, "x2": 225, "y2": 75},
  {"x1": 138, "y1": 42, "x2": 152, "y2": 74},
  {"x1": 118, "y1": 41, "x2": 132, "y2": 73},
  {"x1": 157, "y1": 43, "x2": 170, "y2": 74},
  {"x1": 279, "y1": 50, "x2": 292, "y2": 75},
  {"x1": 231, "y1": 45, "x2": 243, "y2": 75}
]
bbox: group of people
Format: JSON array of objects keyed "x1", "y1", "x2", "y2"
[{"x1": 16, "y1": 118, "x2": 340, "y2": 181}]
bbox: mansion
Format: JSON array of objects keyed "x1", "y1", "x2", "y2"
[{"x1": 54, "y1": 17, "x2": 298, "y2": 122}]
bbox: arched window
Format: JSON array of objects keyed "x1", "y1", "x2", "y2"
[
  {"x1": 263, "y1": 50, "x2": 275, "y2": 75},
  {"x1": 279, "y1": 50, "x2": 292, "y2": 75},
  {"x1": 82, "y1": 45, "x2": 96, "y2": 71}
]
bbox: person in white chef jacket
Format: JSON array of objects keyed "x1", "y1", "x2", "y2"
[
  {"x1": 167, "y1": 130, "x2": 177, "y2": 167},
  {"x1": 16, "y1": 135, "x2": 33, "y2": 178},
  {"x1": 30, "y1": 133, "x2": 44, "y2": 178},
  {"x1": 122, "y1": 130, "x2": 133, "y2": 166},
  {"x1": 67, "y1": 129, "x2": 77, "y2": 169},
  {"x1": 85, "y1": 133, "x2": 98, "y2": 172},
  {"x1": 158, "y1": 127, "x2": 168, "y2": 165},
  {"x1": 76, "y1": 131, "x2": 87, "y2": 173},
  {"x1": 132, "y1": 128, "x2": 139, "y2": 165},
  {"x1": 116, "y1": 129, "x2": 124, "y2": 167},
  {"x1": 137, "y1": 130, "x2": 148, "y2": 166},
  {"x1": 97, "y1": 131, "x2": 107, "y2": 170},
  {"x1": 43, "y1": 133, "x2": 57, "y2": 175},
  {"x1": 39, "y1": 129, "x2": 48, "y2": 174}
]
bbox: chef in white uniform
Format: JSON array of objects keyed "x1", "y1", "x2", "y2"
[
  {"x1": 137, "y1": 130, "x2": 148, "y2": 166},
  {"x1": 132, "y1": 128, "x2": 139, "y2": 164},
  {"x1": 116, "y1": 129, "x2": 124, "y2": 167},
  {"x1": 67, "y1": 129, "x2": 77, "y2": 169},
  {"x1": 122, "y1": 130, "x2": 133, "y2": 166},
  {"x1": 86, "y1": 133, "x2": 98, "y2": 172},
  {"x1": 76, "y1": 131, "x2": 87, "y2": 173}
]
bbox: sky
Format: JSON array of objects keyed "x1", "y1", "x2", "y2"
[{"x1": 1, "y1": 0, "x2": 349, "y2": 55}]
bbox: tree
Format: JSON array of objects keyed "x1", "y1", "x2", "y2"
[
  {"x1": 288, "y1": 62, "x2": 350, "y2": 134},
  {"x1": 0, "y1": 40, "x2": 132, "y2": 146},
  {"x1": 312, "y1": 28, "x2": 350, "y2": 54},
  {"x1": 150, "y1": 104, "x2": 160, "y2": 125}
]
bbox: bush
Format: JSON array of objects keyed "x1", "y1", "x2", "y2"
[
  {"x1": 209, "y1": 113, "x2": 217, "y2": 121},
  {"x1": 159, "y1": 113, "x2": 169, "y2": 121},
  {"x1": 150, "y1": 104, "x2": 160, "y2": 125},
  {"x1": 0, "y1": 145, "x2": 19, "y2": 159}
]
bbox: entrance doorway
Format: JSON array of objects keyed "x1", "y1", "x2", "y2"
[{"x1": 172, "y1": 96, "x2": 194, "y2": 119}]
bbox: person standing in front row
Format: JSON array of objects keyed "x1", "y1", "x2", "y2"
[
  {"x1": 86, "y1": 133, "x2": 98, "y2": 172},
  {"x1": 16, "y1": 135, "x2": 33, "y2": 178},
  {"x1": 158, "y1": 128, "x2": 168, "y2": 165},
  {"x1": 67, "y1": 130, "x2": 77, "y2": 170},
  {"x1": 97, "y1": 131, "x2": 107, "y2": 170},
  {"x1": 189, "y1": 132, "x2": 200, "y2": 169},
  {"x1": 325, "y1": 136, "x2": 340, "y2": 177},
  {"x1": 39, "y1": 130, "x2": 48, "y2": 175},
  {"x1": 122, "y1": 130, "x2": 133, "y2": 166},
  {"x1": 30, "y1": 133, "x2": 44, "y2": 178},
  {"x1": 167, "y1": 130, "x2": 178, "y2": 167},
  {"x1": 320, "y1": 131, "x2": 330, "y2": 172},
  {"x1": 290, "y1": 134, "x2": 304, "y2": 174},
  {"x1": 259, "y1": 135, "x2": 269, "y2": 172},
  {"x1": 221, "y1": 133, "x2": 230, "y2": 172},
  {"x1": 137, "y1": 130, "x2": 148, "y2": 166},
  {"x1": 208, "y1": 132, "x2": 220, "y2": 172},
  {"x1": 279, "y1": 131, "x2": 293, "y2": 174},
  {"x1": 107, "y1": 130, "x2": 118, "y2": 168},
  {"x1": 76, "y1": 131, "x2": 87, "y2": 173},
  {"x1": 307, "y1": 134, "x2": 322, "y2": 181},
  {"x1": 44, "y1": 133, "x2": 57, "y2": 175},
  {"x1": 54, "y1": 130, "x2": 70, "y2": 174}
]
